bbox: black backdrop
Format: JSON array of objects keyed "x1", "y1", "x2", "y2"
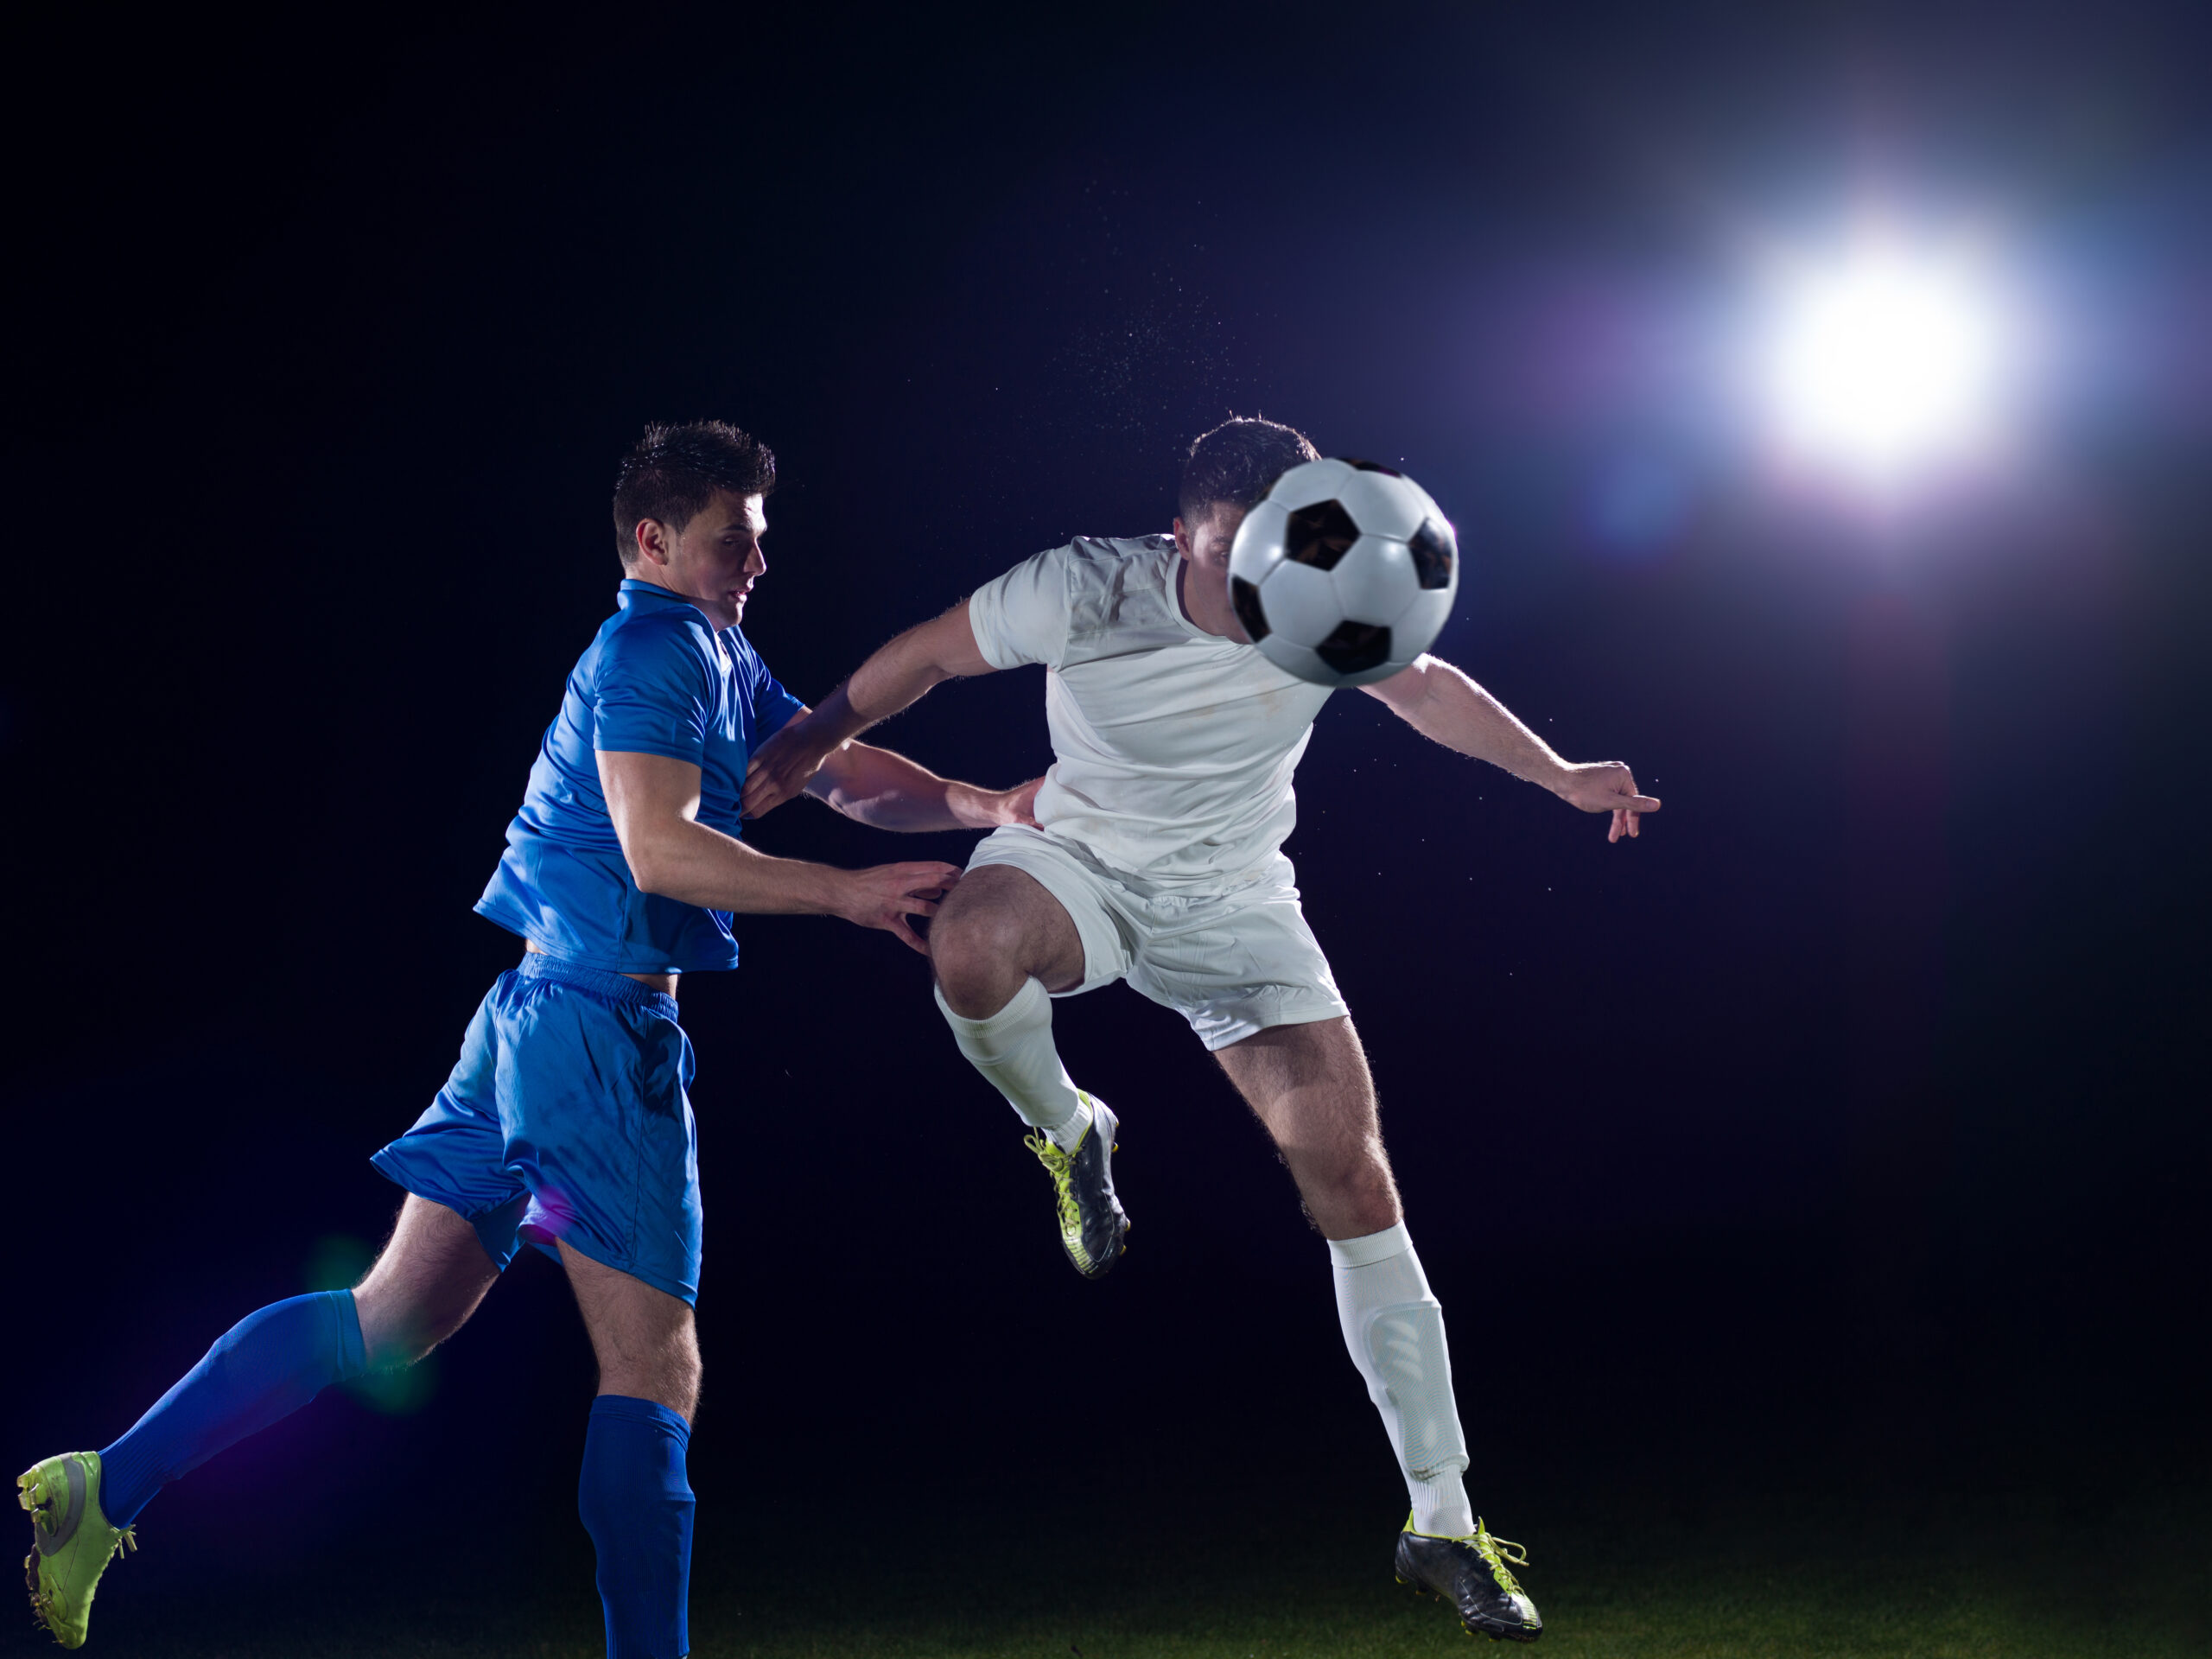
[{"x1": 4, "y1": 0, "x2": 2207, "y2": 1621}]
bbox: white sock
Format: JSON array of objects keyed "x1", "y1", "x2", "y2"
[
  {"x1": 1329, "y1": 1222, "x2": 1474, "y2": 1538},
  {"x1": 933, "y1": 977, "x2": 1093, "y2": 1151}
]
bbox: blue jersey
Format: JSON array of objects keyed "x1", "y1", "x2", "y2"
[{"x1": 474, "y1": 580, "x2": 805, "y2": 974}]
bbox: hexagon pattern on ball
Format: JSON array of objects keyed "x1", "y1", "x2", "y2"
[
  {"x1": 1329, "y1": 469, "x2": 1427, "y2": 543},
  {"x1": 1230, "y1": 576, "x2": 1271, "y2": 642},
  {"x1": 1327, "y1": 534, "x2": 1418, "y2": 629},
  {"x1": 1255, "y1": 560, "x2": 1346, "y2": 647},
  {"x1": 1316, "y1": 620, "x2": 1392, "y2": 676},
  {"x1": 1390, "y1": 586, "x2": 1454, "y2": 658},
  {"x1": 1225, "y1": 455, "x2": 1461, "y2": 689},
  {"x1": 1267, "y1": 457, "x2": 1357, "y2": 513},
  {"x1": 1231, "y1": 499, "x2": 1292, "y2": 582},
  {"x1": 1283, "y1": 499, "x2": 1360, "y2": 569},
  {"x1": 1407, "y1": 517, "x2": 1455, "y2": 590}
]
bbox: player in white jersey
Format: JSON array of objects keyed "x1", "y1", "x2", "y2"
[{"x1": 741, "y1": 417, "x2": 1658, "y2": 1643}]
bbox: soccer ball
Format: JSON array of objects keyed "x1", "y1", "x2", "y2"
[{"x1": 1227, "y1": 458, "x2": 1459, "y2": 687}]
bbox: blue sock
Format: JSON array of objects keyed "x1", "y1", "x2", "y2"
[
  {"x1": 578, "y1": 1395, "x2": 695, "y2": 1659},
  {"x1": 98, "y1": 1289, "x2": 367, "y2": 1529}
]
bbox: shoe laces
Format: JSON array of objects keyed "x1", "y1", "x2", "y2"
[
  {"x1": 1469, "y1": 1520, "x2": 1529, "y2": 1596},
  {"x1": 1023, "y1": 1132, "x2": 1083, "y2": 1238}
]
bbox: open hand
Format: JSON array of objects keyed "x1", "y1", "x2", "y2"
[
  {"x1": 837, "y1": 861, "x2": 964, "y2": 953},
  {"x1": 743, "y1": 716, "x2": 836, "y2": 819},
  {"x1": 1554, "y1": 761, "x2": 1661, "y2": 842}
]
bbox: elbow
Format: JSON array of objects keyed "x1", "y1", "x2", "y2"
[
  {"x1": 619, "y1": 836, "x2": 679, "y2": 899},
  {"x1": 626, "y1": 860, "x2": 675, "y2": 899},
  {"x1": 827, "y1": 793, "x2": 900, "y2": 830}
]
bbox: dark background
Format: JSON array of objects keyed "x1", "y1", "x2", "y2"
[{"x1": 4, "y1": 1, "x2": 2207, "y2": 1648}]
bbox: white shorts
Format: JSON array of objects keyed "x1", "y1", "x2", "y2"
[{"x1": 966, "y1": 826, "x2": 1349, "y2": 1052}]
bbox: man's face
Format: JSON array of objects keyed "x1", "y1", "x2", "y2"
[
  {"x1": 637, "y1": 490, "x2": 767, "y2": 628},
  {"x1": 1173, "y1": 503, "x2": 1250, "y2": 642}
]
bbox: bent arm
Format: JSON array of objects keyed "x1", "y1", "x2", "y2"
[
  {"x1": 804, "y1": 738, "x2": 1040, "y2": 833},
  {"x1": 598, "y1": 749, "x2": 961, "y2": 950},
  {"x1": 841, "y1": 601, "x2": 997, "y2": 728},
  {"x1": 1363, "y1": 655, "x2": 1660, "y2": 840},
  {"x1": 741, "y1": 602, "x2": 995, "y2": 817}
]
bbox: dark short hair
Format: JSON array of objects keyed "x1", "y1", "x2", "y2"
[
  {"x1": 612, "y1": 421, "x2": 777, "y2": 563},
  {"x1": 1179, "y1": 416, "x2": 1319, "y2": 524}
]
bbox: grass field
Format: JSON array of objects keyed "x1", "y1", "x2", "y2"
[{"x1": 33, "y1": 1486, "x2": 2206, "y2": 1659}]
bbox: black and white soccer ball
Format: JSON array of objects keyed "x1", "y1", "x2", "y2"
[{"x1": 1227, "y1": 458, "x2": 1458, "y2": 687}]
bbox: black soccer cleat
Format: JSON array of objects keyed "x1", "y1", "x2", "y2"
[
  {"x1": 1023, "y1": 1094, "x2": 1128, "y2": 1279},
  {"x1": 1395, "y1": 1516, "x2": 1543, "y2": 1643}
]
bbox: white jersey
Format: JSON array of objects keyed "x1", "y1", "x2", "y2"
[{"x1": 967, "y1": 534, "x2": 1336, "y2": 892}]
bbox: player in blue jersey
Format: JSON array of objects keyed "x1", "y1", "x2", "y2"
[{"x1": 18, "y1": 422, "x2": 1038, "y2": 1656}]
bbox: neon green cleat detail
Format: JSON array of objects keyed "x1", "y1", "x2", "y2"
[
  {"x1": 1395, "y1": 1514, "x2": 1542, "y2": 1642},
  {"x1": 19, "y1": 1452, "x2": 135, "y2": 1649},
  {"x1": 1023, "y1": 1093, "x2": 1128, "y2": 1279}
]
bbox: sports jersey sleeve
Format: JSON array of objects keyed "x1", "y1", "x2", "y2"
[
  {"x1": 741, "y1": 642, "x2": 806, "y2": 742},
  {"x1": 591, "y1": 620, "x2": 715, "y2": 763},
  {"x1": 967, "y1": 544, "x2": 1073, "y2": 671}
]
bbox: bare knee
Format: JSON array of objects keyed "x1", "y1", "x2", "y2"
[
  {"x1": 594, "y1": 1318, "x2": 701, "y2": 1421},
  {"x1": 598, "y1": 1322, "x2": 702, "y2": 1421},
  {"x1": 931, "y1": 896, "x2": 1032, "y2": 1017},
  {"x1": 1290, "y1": 1141, "x2": 1402, "y2": 1238}
]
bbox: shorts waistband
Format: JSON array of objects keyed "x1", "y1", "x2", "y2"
[{"x1": 516, "y1": 952, "x2": 680, "y2": 1019}]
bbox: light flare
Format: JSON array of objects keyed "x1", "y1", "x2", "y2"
[{"x1": 1759, "y1": 238, "x2": 2014, "y2": 480}]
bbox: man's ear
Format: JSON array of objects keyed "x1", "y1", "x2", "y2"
[
  {"x1": 632, "y1": 516, "x2": 673, "y2": 568},
  {"x1": 1172, "y1": 515, "x2": 1191, "y2": 558}
]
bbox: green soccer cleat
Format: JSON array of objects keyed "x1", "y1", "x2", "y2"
[
  {"x1": 1395, "y1": 1514, "x2": 1542, "y2": 1642},
  {"x1": 1023, "y1": 1094, "x2": 1128, "y2": 1280},
  {"x1": 20, "y1": 1452, "x2": 135, "y2": 1649}
]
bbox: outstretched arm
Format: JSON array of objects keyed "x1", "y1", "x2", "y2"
[
  {"x1": 1363, "y1": 655, "x2": 1661, "y2": 842},
  {"x1": 804, "y1": 737, "x2": 1043, "y2": 833},
  {"x1": 741, "y1": 602, "x2": 995, "y2": 817},
  {"x1": 600, "y1": 749, "x2": 962, "y2": 953}
]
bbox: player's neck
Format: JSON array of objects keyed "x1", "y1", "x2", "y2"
[
  {"x1": 1175, "y1": 558, "x2": 1242, "y2": 641},
  {"x1": 626, "y1": 562, "x2": 737, "y2": 631}
]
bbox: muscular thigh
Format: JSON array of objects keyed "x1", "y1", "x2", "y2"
[
  {"x1": 1214, "y1": 1016, "x2": 1401, "y2": 1237},
  {"x1": 932, "y1": 863, "x2": 1088, "y2": 997},
  {"x1": 353, "y1": 1194, "x2": 501, "y2": 1370},
  {"x1": 562, "y1": 1243, "x2": 700, "y2": 1419},
  {"x1": 1215, "y1": 1016, "x2": 1383, "y2": 1155}
]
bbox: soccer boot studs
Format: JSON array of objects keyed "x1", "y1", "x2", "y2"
[
  {"x1": 1395, "y1": 1515, "x2": 1542, "y2": 1643},
  {"x1": 1024, "y1": 1093, "x2": 1128, "y2": 1279},
  {"x1": 20, "y1": 1452, "x2": 136, "y2": 1649}
]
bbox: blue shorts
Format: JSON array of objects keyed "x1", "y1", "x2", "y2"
[{"x1": 372, "y1": 954, "x2": 702, "y2": 1305}]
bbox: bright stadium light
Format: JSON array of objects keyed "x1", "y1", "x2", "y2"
[{"x1": 1758, "y1": 236, "x2": 2014, "y2": 480}]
